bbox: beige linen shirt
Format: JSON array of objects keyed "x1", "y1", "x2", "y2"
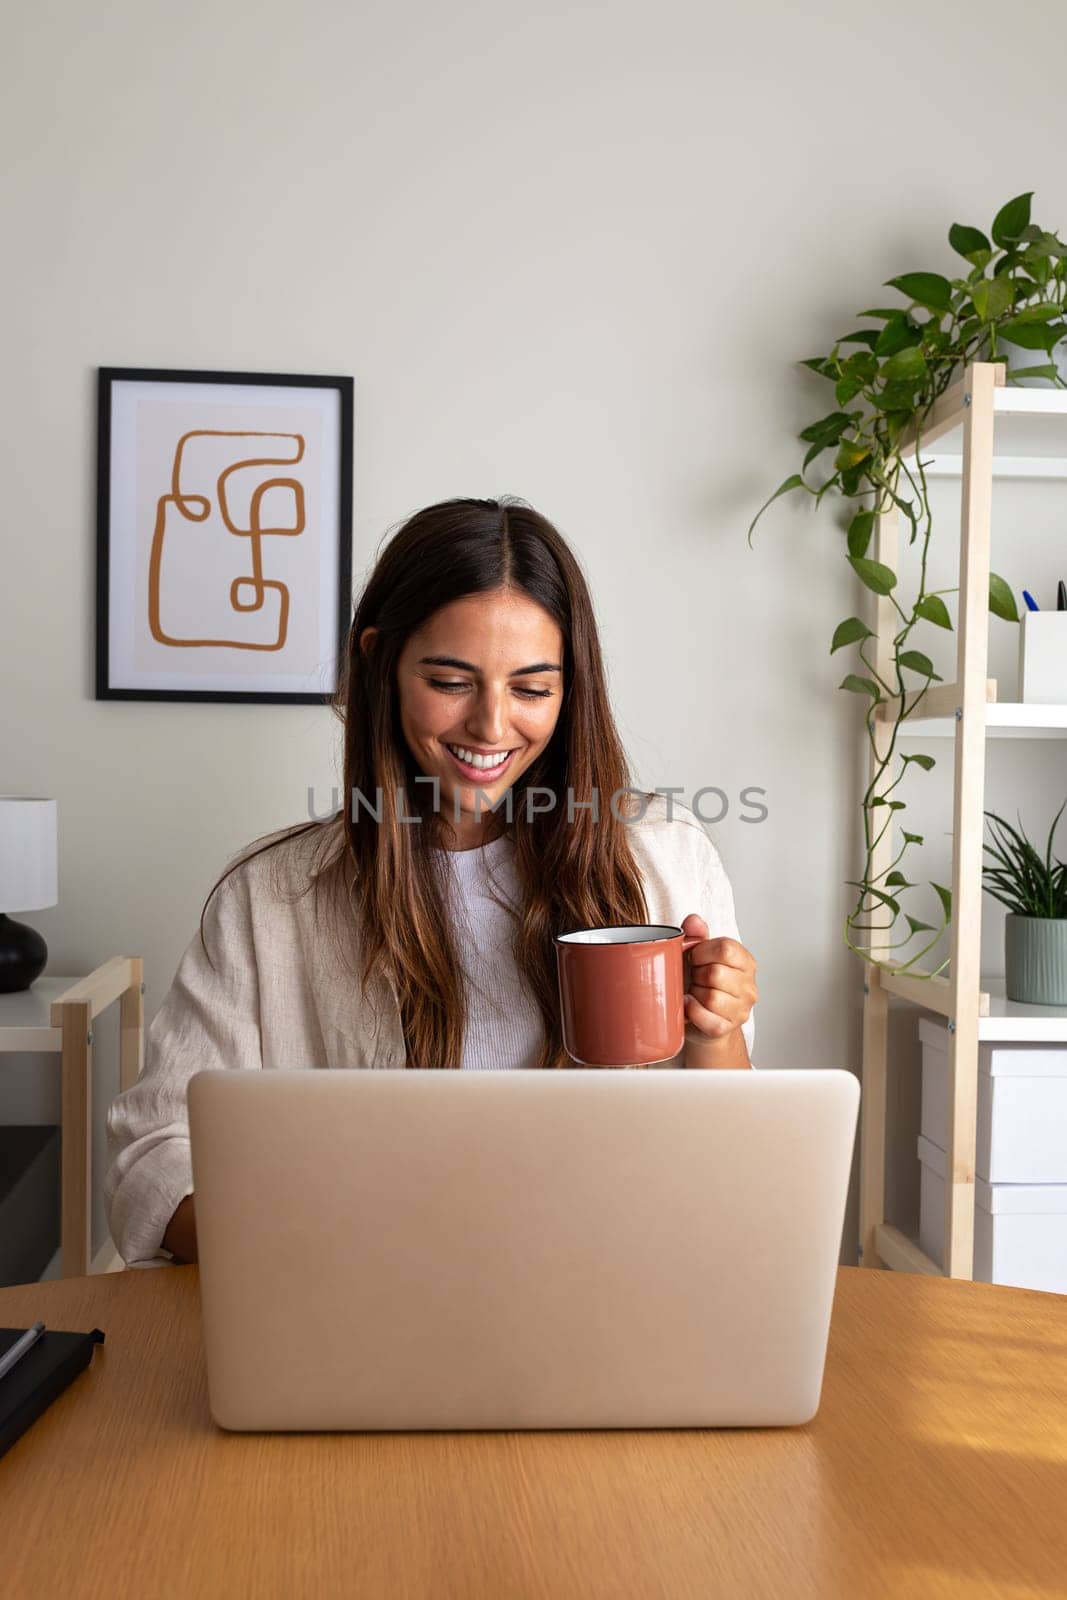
[{"x1": 104, "y1": 795, "x2": 755, "y2": 1267}]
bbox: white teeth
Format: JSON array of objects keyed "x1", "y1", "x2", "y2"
[{"x1": 447, "y1": 744, "x2": 512, "y2": 771}]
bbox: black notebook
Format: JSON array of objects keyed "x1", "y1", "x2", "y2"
[{"x1": 0, "y1": 1325, "x2": 106, "y2": 1459}]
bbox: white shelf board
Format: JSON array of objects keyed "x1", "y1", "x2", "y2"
[
  {"x1": 894, "y1": 976, "x2": 1067, "y2": 1042},
  {"x1": 978, "y1": 979, "x2": 1067, "y2": 1043},
  {"x1": 900, "y1": 384, "x2": 1067, "y2": 477},
  {"x1": 0, "y1": 976, "x2": 88, "y2": 1052},
  {"x1": 893, "y1": 702, "x2": 1067, "y2": 739},
  {"x1": 923, "y1": 455, "x2": 1067, "y2": 478}
]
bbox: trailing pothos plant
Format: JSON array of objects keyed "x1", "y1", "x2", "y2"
[{"x1": 749, "y1": 192, "x2": 1067, "y2": 977}]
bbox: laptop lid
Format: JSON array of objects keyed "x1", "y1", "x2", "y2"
[{"x1": 188, "y1": 1068, "x2": 859, "y2": 1431}]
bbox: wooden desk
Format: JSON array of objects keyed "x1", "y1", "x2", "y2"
[{"x1": 0, "y1": 1266, "x2": 1064, "y2": 1598}]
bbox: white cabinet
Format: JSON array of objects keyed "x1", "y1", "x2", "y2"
[
  {"x1": 919, "y1": 1016, "x2": 1067, "y2": 1290},
  {"x1": 919, "y1": 1017, "x2": 1067, "y2": 1183},
  {"x1": 918, "y1": 1135, "x2": 1067, "y2": 1293}
]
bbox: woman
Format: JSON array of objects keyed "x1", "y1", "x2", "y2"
[{"x1": 104, "y1": 497, "x2": 757, "y2": 1268}]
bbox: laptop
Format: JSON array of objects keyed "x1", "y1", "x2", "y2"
[{"x1": 187, "y1": 1067, "x2": 859, "y2": 1431}]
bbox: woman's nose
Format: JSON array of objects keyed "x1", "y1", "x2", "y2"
[{"x1": 465, "y1": 691, "x2": 509, "y2": 744}]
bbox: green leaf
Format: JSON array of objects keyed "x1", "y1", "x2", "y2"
[
  {"x1": 798, "y1": 411, "x2": 853, "y2": 446},
  {"x1": 847, "y1": 881, "x2": 901, "y2": 915},
  {"x1": 1019, "y1": 227, "x2": 1067, "y2": 258},
  {"x1": 931, "y1": 882, "x2": 953, "y2": 920},
  {"x1": 1012, "y1": 302, "x2": 1063, "y2": 322},
  {"x1": 949, "y1": 223, "x2": 992, "y2": 261},
  {"x1": 885, "y1": 272, "x2": 952, "y2": 313},
  {"x1": 881, "y1": 344, "x2": 928, "y2": 384},
  {"x1": 871, "y1": 381, "x2": 923, "y2": 413},
  {"x1": 836, "y1": 330, "x2": 880, "y2": 349},
  {"x1": 747, "y1": 474, "x2": 808, "y2": 547},
  {"x1": 875, "y1": 315, "x2": 922, "y2": 359},
  {"x1": 800, "y1": 357, "x2": 832, "y2": 375},
  {"x1": 1025, "y1": 253, "x2": 1052, "y2": 287},
  {"x1": 1007, "y1": 363, "x2": 1062, "y2": 382},
  {"x1": 902, "y1": 752, "x2": 936, "y2": 771},
  {"x1": 830, "y1": 616, "x2": 874, "y2": 653},
  {"x1": 989, "y1": 571, "x2": 1020, "y2": 622},
  {"x1": 971, "y1": 275, "x2": 1014, "y2": 322},
  {"x1": 857, "y1": 308, "x2": 902, "y2": 320},
  {"x1": 802, "y1": 439, "x2": 830, "y2": 469},
  {"x1": 835, "y1": 439, "x2": 872, "y2": 472},
  {"x1": 914, "y1": 594, "x2": 953, "y2": 630},
  {"x1": 839, "y1": 673, "x2": 882, "y2": 700},
  {"x1": 898, "y1": 649, "x2": 942, "y2": 680},
  {"x1": 842, "y1": 351, "x2": 879, "y2": 382},
  {"x1": 847, "y1": 511, "x2": 875, "y2": 558},
  {"x1": 902, "y1": 831, "x2": 925, "y2": 846},
  {"x1": 885, "y1": 871, "x2": 915, "y2": 888},
  {"x1": 998, "y1": 318, "x2": 1066, "y2": 350},
  {"x1": 991, "y1": 192, "x2": 1034, "y2": 247},
  {"x1": 835, "y1": 375, "x2": 862, "y2": 406},
  {"x1": 848, "y1": 555, "x2": 897, "y2": 595},
  {"x1": 905, "y1": 914, "x2": 935, "y2": 935}
]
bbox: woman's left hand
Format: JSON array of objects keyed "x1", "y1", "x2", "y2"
[{"x1": 680, "y1": 914, "x2": 758, "y2": 1043}]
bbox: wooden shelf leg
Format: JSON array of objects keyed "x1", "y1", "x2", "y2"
[
  {"x1": 860, "y1": 974, "x2": 889, "y2": 1267},
  {"x1": 119, "y1": 957, "x2": 144, "y2": 1092},
  {"x1": 60, "y1": 998, "x2": 92, "y2": 1279},
  {"x1": 942, "y1": 362, "x2": 1001, "y2": 1279},
  {"x1": 858, "y1": 498, "x2": 899, "y2": 1269}
]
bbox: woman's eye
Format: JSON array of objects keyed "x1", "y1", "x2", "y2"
[{"x1": 429, "y1": 679, "x2": 551, "y2": 699}]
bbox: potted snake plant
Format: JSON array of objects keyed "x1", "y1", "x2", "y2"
[{"x1": 982, "y1": 800, "x2": 1067, "y2": 1004}]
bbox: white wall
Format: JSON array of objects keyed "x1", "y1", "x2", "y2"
[{"x1": 3, "y1": 0, "x2": 1066, "y2": 1265}]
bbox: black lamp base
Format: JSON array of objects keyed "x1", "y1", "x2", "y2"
[{"x1": 0, "y1": 914, "x2": 48, "y2": 993}]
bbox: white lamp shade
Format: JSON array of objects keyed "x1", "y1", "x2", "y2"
[{"x1": 0, "y1": 797, "x2": 58, "y2": 912}]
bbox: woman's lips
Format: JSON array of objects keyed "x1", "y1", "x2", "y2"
[{"x1": 443, "y1": 744, "x2": 517, "y2": 782}]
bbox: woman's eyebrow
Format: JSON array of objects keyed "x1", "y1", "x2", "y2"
[{"x1": 417, "y1": 655, "x2": 562, "y2": 676}]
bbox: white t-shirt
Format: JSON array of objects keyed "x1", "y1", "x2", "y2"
[{"x1": 442, "y1": 834, "x2": 546, "y2": 1070}]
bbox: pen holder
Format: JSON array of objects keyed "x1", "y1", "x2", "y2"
[{"x1": 1018, "y1": 611, "x2": 1067, "y2": 704}]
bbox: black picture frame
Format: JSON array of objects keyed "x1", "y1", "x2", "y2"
[{"x1": 95, "y1": 366, "x2": 353, "y2": 704}]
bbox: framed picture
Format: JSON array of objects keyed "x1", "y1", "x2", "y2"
[{"x1": 95, "y1": 366, "x2": 353, "y2": 703}]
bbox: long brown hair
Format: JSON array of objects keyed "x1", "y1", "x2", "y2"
[{"x1": 200, "y1": 496, "x2": 654, "y2": 1068}]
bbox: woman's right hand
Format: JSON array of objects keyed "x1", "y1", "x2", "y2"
[{"x1": 162, "y1": 1194, "x2": 199, "y2": 1263}]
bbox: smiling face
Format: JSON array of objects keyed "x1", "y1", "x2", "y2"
[{"x1": 362, "y1": 587, "x2": 566, "y2": 850}]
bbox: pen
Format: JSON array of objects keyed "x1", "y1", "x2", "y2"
[
  {"x1": 1058, "y1": 580, "x2": 1066, "y2": 611},
  {"x1": 1022, "y1": 590, "x2": 1040, "y2": 612},
  {"x1": 0, "y1": 1321, "x2": 46, "y2": 1382}
]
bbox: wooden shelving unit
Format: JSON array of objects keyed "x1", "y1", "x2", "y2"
[
  {"x1": 859, "y1": 361, "x2": 1067, "y2": 1280},
  {"x1": 0, "y1": 958, "x2": 143, "y2": 1278}
]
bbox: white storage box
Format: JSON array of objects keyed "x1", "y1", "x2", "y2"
[
  {"x1": 1018, "y1": 609, "x2": 1067, "y2": 703},
  {"x1": 918, "y1": 1134, "x2": 1067, "y2": 1293},
  {"x1": 919, "y1": 1017, "x2": 1067, "y2": 1183}
]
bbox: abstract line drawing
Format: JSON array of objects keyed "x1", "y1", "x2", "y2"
[
  {"x1": 96, "y1": 367, "x2": 352, "y2": 705},
  {"x1": 148, "y1": 430, "x2": 306, "y2": 652}
]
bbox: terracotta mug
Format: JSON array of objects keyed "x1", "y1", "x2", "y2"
[{"x1": 554, "y1": 924, "x2": 701, "y2": 1067}]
